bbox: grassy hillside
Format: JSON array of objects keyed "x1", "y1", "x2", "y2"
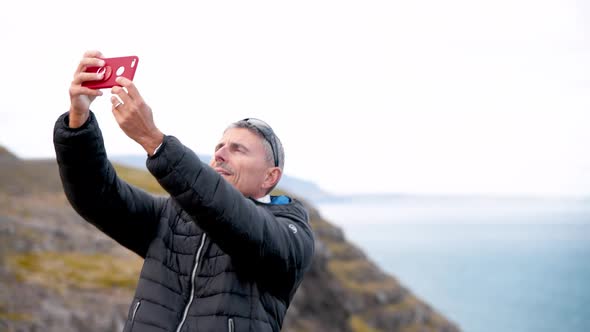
[{"x1": 0, "y1": 147, "x2": 460, "y2": 332}]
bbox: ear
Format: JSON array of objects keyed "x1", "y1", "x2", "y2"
[{"x1": 262, "y1": 167, "x2": 282, "y2": 191}]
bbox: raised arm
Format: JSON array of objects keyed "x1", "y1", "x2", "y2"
[
  {"x1": 94, "y1": 59, "x2": 313, "y2": 290},
  {"x1": 53, "y1": 51, "x2": 162, "y2": 257},
  {"x1": 147, "y1": 136, "x2": 314, "y2": 292},
  {"x1": 53, "y1": 111, "x2": 163, "y2": 257}
]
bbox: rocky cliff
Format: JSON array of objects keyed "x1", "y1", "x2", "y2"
[{"x1": 0, "y1": 146, "x2": 460, "y2": 332}]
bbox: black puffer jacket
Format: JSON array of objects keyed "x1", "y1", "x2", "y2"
[{"x1": 53, "y1": 112, "x2": 315, "y2": 332}]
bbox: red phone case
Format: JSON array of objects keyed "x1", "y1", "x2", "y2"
[{"x1": 82, "y1": 56, "x2": 139, "y2": 89}]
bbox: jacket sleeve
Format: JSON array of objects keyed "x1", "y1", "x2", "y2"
[
  {"x1": 53, "y1": 111, "x2": 163, "y2": 258},
  {"x1": 147, "y1": 135, "x2": 315, "y2": 281}
]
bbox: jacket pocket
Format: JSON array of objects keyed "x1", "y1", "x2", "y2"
[
  {"x1": 129, "y1": 300, "x2": 142, "y2": 331},
  {"x1": 228, "y1": 317, "x2": 235, "y2": 332}
]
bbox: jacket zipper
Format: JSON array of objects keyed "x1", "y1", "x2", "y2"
[
  {"x1": 228, "y1": 318, "x2": 235, "y2": 332},
  {"x1": 175, "y1": 234, "x2": 207, "y2": 332},
  {"x1": 130, "y1": 300, "x2": 141, "y2": 331}
]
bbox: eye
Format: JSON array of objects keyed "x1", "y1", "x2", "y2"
[{"x1": 230, "y1": 143, "x2": 247, "y2": 154}]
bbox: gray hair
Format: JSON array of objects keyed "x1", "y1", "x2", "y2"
[
  {"x1": 226, "y1": 120, "x2": 285, "y2": 195},
  {"x1": 226, "y1": 121, "x2": 285, "y2": 171}
]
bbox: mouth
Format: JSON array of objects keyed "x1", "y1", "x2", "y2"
[{"x1": 214, "y1": 167, "x2": 232, "y2": 176}]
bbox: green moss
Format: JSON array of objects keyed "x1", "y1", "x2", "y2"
[
  {"x1": 13, "y1": 227, "x2": 44, "y2": 243},
  {"x1": 426, "y1": 312, "x2": 448, "y2": 327},
  {"x1": 349, "y1": 315, "x2": 383, "y2": 332},
  {"x1": 399, "y1": 323, "x2": 433, "y2": 332},
  {"x1": 0, "y1": 311, "x2": 32, "y2": 322},
  {"x1": 16, "y1": 206, "x2": 33, "y2": 219},
  {"x1": 383, "y1": 294, "x2": 420, "y2": 314},
  {"x1": 328, "y1": 259, "x2": 398, "y2": 295},
  {"x1": 6, "y1": 252, "x2": 142, "y2": 291},
  {"x1": 328, "y1": 259, "x2": 372, "y2": 276},
  {"x1": 324, "y1": 240, "x2": 359, "y2": 259},
  {"x1": 0, "y1": 304, "x2": 32, "y2": 322},
  {"x1": 113, "y1": 164, "x2": 167, "y2": 195},
  {"x1": 381, "y1": 295, "x2": 444, "y2": 332},
  {"x1": 309, "y1": 218, "x2": 344, "y2": 240}
]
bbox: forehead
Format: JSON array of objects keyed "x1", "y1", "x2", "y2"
[{"x1": 219, "y1": 127, "x2": 264, "y2": 148}]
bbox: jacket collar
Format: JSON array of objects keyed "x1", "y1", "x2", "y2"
[{"x1": 256, "y1": 195, "x2": 271, "y2": 203}]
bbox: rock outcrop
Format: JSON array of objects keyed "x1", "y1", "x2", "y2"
[{"x1": 0, "y1": 149, "x2": 460, "y2": 332}]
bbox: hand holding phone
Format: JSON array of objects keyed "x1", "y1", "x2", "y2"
[{"x1": 82, "y1": 56, "x2": 139, "y2": 89}]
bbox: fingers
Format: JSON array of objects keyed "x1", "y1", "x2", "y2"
[
  {"x1": 68, "y1": 51, "x2": 106, "y2": 118},
  {"x1": 111, "y1": 99, "x2": 125, "y2": 127},
  {"x1": 111, "y1": 84, "x2": 134, "y2": 107},
  {"x1": 70, "y1": 69, "x2": 105, "y2": 97},
  {"x1": 72, "y1": 51, "x2": 107, "y2": 91},
  {"x1": 113, "y1": 77, "x2": 144, "y2": 102},
  {"x1": 73, "y1": 69, "x2": 105, "y2": 85},
  {"x1": 110, "y1": 77, "x2": 147, "y2": 121},
  {"x1": 74, "y1": 53, "x2": 105, "y2": 79},
  {"x1": 70, "y1": 85, "x2": 103, "y2": 98},
  {"x1": 109, "y1": 78, "x2": 151, "y2": 126},
  {"x1": 110, "y1": 95, "x2": 124, "y2": 109},
  {"x1": 74, "y1": 57, "x2": 105, "y2": 76},
  {"x1": 110, "y1": 93, "x2": 127, "y2": 127},
  {"x1": 83, "y1": 50, "x2": 104, "y2": 59}
]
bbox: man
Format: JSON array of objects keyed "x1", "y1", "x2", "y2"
[{"x1": 53, "y1": 51, "x2": 315, "y2": 332}]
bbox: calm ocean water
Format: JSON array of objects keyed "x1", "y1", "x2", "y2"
[{"x1": 316, "y1": 196, "x2": 590, "y2": 332}]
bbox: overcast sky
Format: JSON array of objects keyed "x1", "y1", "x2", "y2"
[{"x1": 0, "y1": 0, "x2": 588, "y2": 197}]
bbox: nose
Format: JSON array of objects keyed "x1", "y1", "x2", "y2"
[{"x1": 214, "y1": 145, "x2": 228, "y2": 164}]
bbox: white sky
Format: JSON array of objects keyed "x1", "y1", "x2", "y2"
[{"x1": 0, "y1": 0, "x2": 588, "y2": 197}]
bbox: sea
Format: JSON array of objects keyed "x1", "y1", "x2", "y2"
[{"x1": 315, "y1": 195, "x2": 590, "y2": 332}]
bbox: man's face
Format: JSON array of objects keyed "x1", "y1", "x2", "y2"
[{"x1": 210, "y1": 127, "x2": 273, "y2": 198}]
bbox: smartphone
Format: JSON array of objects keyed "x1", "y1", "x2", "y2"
[{"x1": 82, "y1": 56, "x2": 139, "y2": 89}]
